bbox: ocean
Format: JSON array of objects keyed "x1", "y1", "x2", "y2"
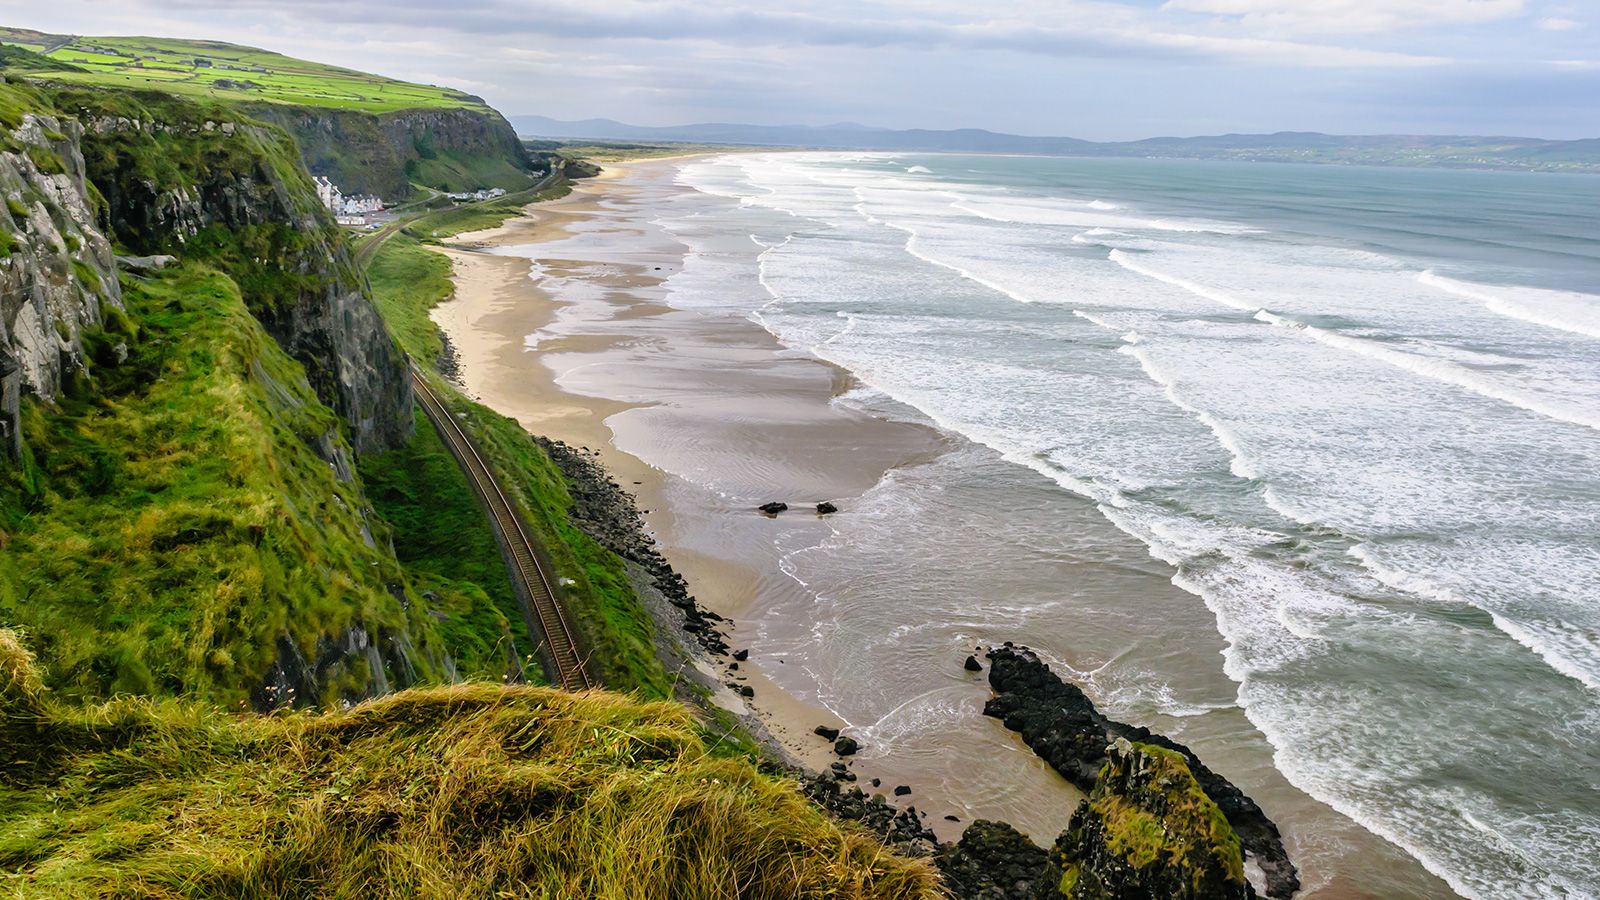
[{"x1": 633, "y1": 152, "x2": 1600, "y2": 898}]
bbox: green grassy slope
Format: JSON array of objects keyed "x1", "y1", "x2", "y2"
[
  {"x1": 0, "y1": 29, "x2": 489, "y2": 113},
  {"x1": 0, "y1": 632, "x2": 940, "y2": 899},
  {"x1": 0, "y1": 265, "x2": 447, "y2": 705}
]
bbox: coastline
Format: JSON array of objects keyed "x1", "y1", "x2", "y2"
[{"x1": 431, "y1": 158, "x2": 944, "y2": 774}]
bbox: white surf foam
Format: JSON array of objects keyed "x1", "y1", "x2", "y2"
[{"x1": 1418, "y1": 269, "x2": 1600, "y2": 340}]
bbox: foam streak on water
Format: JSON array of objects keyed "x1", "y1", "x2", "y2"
[{"x1": 668, "y1": 152, "x2": 1600, "y2": 898}]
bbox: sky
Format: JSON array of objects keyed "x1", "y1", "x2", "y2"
[{"x1": 5, "y1": 0, "x2": 1599, "y2": 140}]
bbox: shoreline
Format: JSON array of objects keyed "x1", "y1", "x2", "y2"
[{"x1": 431, "y1": 158, "x2": 929, "y2": 775}]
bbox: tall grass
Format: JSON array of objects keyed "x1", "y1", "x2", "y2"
[{"x1": 0, "y1": 631, "x2": 942, "y2": 899}]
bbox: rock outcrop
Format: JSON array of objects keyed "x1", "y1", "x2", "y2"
[
  {"x1": 0, "y1": 108, "x2": 122, "y2": 460},
  {"x1": 242, "y1": 104, "x2": 535, "y2": 199},
  {"x1": 934, "y1": 820, "x2": 1050, "y2": 900},
  {"x1": 64, "y1": 92, "x2": 411, "y2": 453},
  {"x1": 984, "y1": 646, "x2": 1299, "y2": 899},
  {"x1": 1045, "y1": 738, "x2": 1252, "y2": 899}
]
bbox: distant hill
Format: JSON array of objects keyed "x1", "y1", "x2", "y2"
[
  {"x1": 1, "y1": 27, "x2": 538, "y2": 197},
  {"x1": 513, "y1": 115, "x2": 1600, "y2": 174},
  {"x1": 0, "y1": 27, "x2": 489, "y2": 113}
]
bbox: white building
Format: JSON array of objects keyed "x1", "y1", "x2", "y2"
[
  {"x1": 314, "y1": 176, "x2": 384, "y2": 221},
  {"x1": 313, "y1": 176, "x2": 341, "y2": 211}
]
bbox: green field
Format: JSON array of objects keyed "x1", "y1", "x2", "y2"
[{"x1": 0, "y1": 28, "x2": 489, "y2": 113}]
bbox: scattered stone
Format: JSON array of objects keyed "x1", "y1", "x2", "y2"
[
  {"x1": 813, "y1": 725, "x2": 840, "y2": 741},
  {"x1": 870, "y1": 777, "x2": 881, "y2": 788},
  {"x1": 894, "y1": 785, "x2": 912, "y2": 796},
  {"x1": 733, "y1": 648, "x2": 750, "y2": 661},
  {"x1": 800, "y1": 775, "x2": 937, "y2": 855},
  {"x1": 963, "y1": 654, "x2": 983, "y2": 672},
  {"x1": 833, "y1": 736, "x2": 859, "y2": 756},
  {"x1": 944, "y1": 814, "x2": 961, "y2": 822},
  {"x1": 816, "y1": 501, "x2": 838, "y2": 515},
  {"x1": 537, "y1": 436, "x2": 731, "y2": 657},
  {"x1": 737, "y1": 684, "x2": 754, "y2": 698},
  {"x1": 728, "y1": 662, "x2": 738, "y2": 671},
  {"x1": 758, "y1": 501, "x2": 788, "y2": 515}
]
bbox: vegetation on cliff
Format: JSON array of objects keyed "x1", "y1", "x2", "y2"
[
  {"x1": 0, "y1": 29, "x2": 492, "y2": 114},
  {"x1": 0, "y1": 265, "x2": 448, "y2": 706},
  {"x1": 0, "y1": 631, "x2": 940, "y2": 899}
]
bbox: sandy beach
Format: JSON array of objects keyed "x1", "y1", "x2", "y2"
[{"x1": 431, "y1": 159, "x2": 954, "y2": 774}]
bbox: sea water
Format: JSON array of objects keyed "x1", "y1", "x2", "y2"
[{"x1": 647, "y1": 152, "x2": 1600, "y2": 898}]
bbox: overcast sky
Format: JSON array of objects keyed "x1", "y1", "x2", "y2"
[{"x1": 6, "y1": 0, "x2": 1598, "y2": 139}]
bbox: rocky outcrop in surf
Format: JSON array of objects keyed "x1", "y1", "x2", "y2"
[
  {"x1": 1044, "y1": 737, "x2": 1253, "y2": 899},
  {"x1": 984, "y1": 645, "x2": 1299, "y2": 899}
]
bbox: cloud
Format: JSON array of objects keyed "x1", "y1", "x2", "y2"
[
  {"x1": 135, "y1": 0, "x2": 1448, "y2": 68},
  {"x1": 1161, "y1": 0, "x2": 1525, "y2": 34},
  {"x1": 1536, "y1": 16, "x2": 1581, "y2": 30}
]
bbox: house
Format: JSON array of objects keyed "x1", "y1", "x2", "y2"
[{"x1": 313, "y1": 176, "x2": 341, "y2": 212}]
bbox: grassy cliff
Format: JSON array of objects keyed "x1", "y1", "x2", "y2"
[
  {"x1": 0, "y1": 265, "x2": 453, "y2": 705},
  {"x1": 0, "y1": 42, "x2": 942, "y2": 898}
]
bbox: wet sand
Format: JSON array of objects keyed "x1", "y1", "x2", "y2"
[
  {"x1": 431, "y1": 158, "x2": 1455, "y2": 897},
  {"x1": 432, "y1": 162, "x2": 949, "y2": 773}
]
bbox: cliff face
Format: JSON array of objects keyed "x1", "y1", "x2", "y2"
[
  {"x1": 0, "y1": 104, "x2": 122, "y2": 460},
  {"x1": 243, "y1": 104, "x2": 535, "y2": 199},
  {"x1": 65, "y1": 91, "x2": 411, "y2": 453},
  {"x1": 0, "y1": 82, "x2": 438, "y2": 706}
]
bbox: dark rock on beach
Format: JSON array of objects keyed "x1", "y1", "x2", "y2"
[
  {"x1": 816, "y1": 501, "x2": 838, "y2": 514},
  {"x1": 758, "y1": 501, "x2": 788, "y2": 515},
  {"x1": 964, "y1": 654, "x2": 984, "y2": 672},
  {"x1": 894, "y1": 784, "x2": 912, "y2": 796},
  {"x1": 934, "y1": 820, "x2": 1050, "y2": 900},
  {"x1": 834, "y1": 736, "x2": 860, "y2": 756},
  {"x1": 535, "y1": 437, "x2": 731, "y2": 658},
  {"x1": 801, "y1": 775, "x2": 937, "y2": 855},
  {"x1": 984, "y1": 645, "x2": 1300, "y2": 899},
  {"x1": 814, "y1": 725, "x2": 841, "y2": 741},
  {"x1": 733, "y1": 648, "x2": 750, "y2": 661}
]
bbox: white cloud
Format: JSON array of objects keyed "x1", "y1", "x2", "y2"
[
  {"x1": 1162, "y1": 0, "x2": 1525, "y2": 34},
  {"x1": 1536, "y1": 16, "x2": 1581, "y2": 30}
]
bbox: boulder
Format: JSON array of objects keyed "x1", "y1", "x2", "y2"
[
  {"x1": 964, "y1": 654, "x2": 983, "y2": 672},
  {"x1": 758, "y1": 501, "x2": 788, "y2": 515},
  {"x1": 814, "y1": 725, "x2": 841, "y2": 741},
  {"x1": 816, "y1": 501, "x2": 838, "y2": 514},
  {"x1": 894, "y1": 785, "x2": 912, "y2": 796},
  {"x1": 834, "y1": 736, "x2": 859, "y2": 756}
]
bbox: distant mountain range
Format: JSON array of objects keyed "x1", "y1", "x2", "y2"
[{"x1": 511, "y1": 115, "x2": 1600, "y2": 174}]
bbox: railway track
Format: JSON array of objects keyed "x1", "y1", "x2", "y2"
[{"x1": 409, "y1": 371, "x2": 593, "y2": 691}]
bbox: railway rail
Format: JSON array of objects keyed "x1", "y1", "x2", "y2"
[{"x1": 409, "y1": 371, "x2": 593, "y2": 691}]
